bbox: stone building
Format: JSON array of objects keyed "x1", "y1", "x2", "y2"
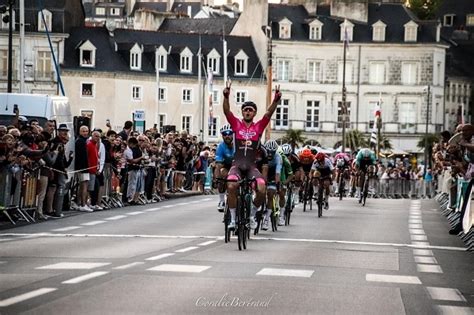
[
  {"x1": 61, "y1": 24, "x2": 266, "y2": 140},
  {"x1": 265, "y1": 1, "x2": 447, "y2": 151}
]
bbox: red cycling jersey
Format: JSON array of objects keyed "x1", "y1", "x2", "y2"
[{"x1": 225, "y1": 111, "x2": 270, "y2": 171}]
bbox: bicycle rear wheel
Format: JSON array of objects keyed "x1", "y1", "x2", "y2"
[
  {"x1": 224, "y1": 204, "x2": 231, "y2": 243},
  {"x1": 362, "y1": 176, "x2": 369, "y2": 207},
  {"x1": 236, "y1": 197, "x2": 243, "y2": 250},
  {"x1": 318, "y1": 187, "x2": 323, "y2": 218},
  {"x1": 339, "y1": 176, "x2": 344, "y2": 201},
  {"x1": 303, "y1": 180, "x2": 308, "y2": 212},
  {"x1": 285, "y1": 191, "x2": 291, "y2": 226}
]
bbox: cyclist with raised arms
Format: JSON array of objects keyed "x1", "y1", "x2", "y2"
[
  {"x1": 214, "y1": 124, "x2": 235, "y2": 212},
  {"x1": 310, "y1": 152, "x2": 334, "y2": 210},
  {"x1": 223, "y1": 81, "x2": 281, "y2": 229}
]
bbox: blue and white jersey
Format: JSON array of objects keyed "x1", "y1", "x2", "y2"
[
  {"x1": 267, "y1": 152, "x2": 283, "y2": 174},
  {"x1": 215, "y1": 142, "x2": 235, "y2": 166}
]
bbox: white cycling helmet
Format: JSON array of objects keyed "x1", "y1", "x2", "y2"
[
  {"x1": 281, "y1": 144, "x2": 292, "y2": 155},
  {"x1": 264, "y1": 140, "x2": 279, "y2": 152},
  {"x1": 220, "y1": 124, "x2": 233, "y2": 134},
  {"x1": 360, "y1": 148, "x2": 372, "y2": 158}
]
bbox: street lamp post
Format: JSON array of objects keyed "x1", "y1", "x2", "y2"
[
  {"x1": 423, "y1": 85, "x2": 431, "y2": 177},
  {"x1": 7, "y1": 0, "x2": 15, "y2": 93}
]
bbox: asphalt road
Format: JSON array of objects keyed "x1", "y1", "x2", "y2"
[{"x1": 0, "y1": 195, "x2": 472, "y2": 315}]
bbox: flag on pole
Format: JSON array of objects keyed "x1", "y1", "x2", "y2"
[
  {"x1": 207, "y1": 67, "x2": 214, "y2": 125},
  {"x1": 370, "y1": 94, "x2": 382, "y2": 146}
]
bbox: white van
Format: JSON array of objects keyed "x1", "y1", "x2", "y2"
[{"x1": 0, "y1": 93, "x2": 73, "y2": 130}]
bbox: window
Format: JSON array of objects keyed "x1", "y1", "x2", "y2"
[
  {"x1": 158, "y1": 87, "x2": 167, "y2": 102},
  {"x1": 95, "y1": 7, "x2": 105, "y2": 15},
  {"x1": 277, "y1": 59, "x2": 291, "y2": 81},
  {"x1": 181, "y1": 116, "x2": 192, "y2": 133},
  {"x1": 79, "y1": 40, "x2": 96, "y2": 68},
  {"x1": 212, "y1": 89, "x2": 220, "y2": 104},
  {"x1": 369, "y1": 62, "x2": 385, "y2": 84},
  {"x1": 234, "y1": 50, "x2": 248, "y2": 76},
  {"x1": 306, "y1": 100, "x2": 320, "y2": 130},
  {"x1": 132, "y1": 86, "x2": 142, "y2": 101},
  {"x1": 399, "y1": 102, "x2": 416, "y2": 133},
  {"x1": 443, "y1": 14, "x2": 454, "y2": 27},
  {"x1": 372, "y1": 21, "x2": 386, "y2": 42},
  {"x1": 337, "y1": 101, "x2": 351, "y2": 129},
  {"x1": 309, "y1": 20, "x2": 323, "y2": 40},
  {"x1": 1, "y1": 9, "x2": 15, "y2": 30},
  {"x1": 275, "y1": 99, "x2": 289, "y2": 129},
  {"x1": 110, "y1": 8, "x2": 121, "y2": 16},
  {"x1": 38, "y1": 9, "x2": 52, "y2": 32},
  {"x1": 207, "y1": 50, "x2": 220, "y2": 74},
  {"x1": 81, "y1": 83, "x2": 94, "y2": 98},
  {"x1": 340, "y1": 20, "x2": 354, "y2": 41},
  {"x1": 158, "y1": 114, "x2": 166, "y2": 133},
  {"x1": 130, "y1": 44, "x2": 142, "y2": 70},
  {"x1": 337, "y1": 62, "x2": 353, "y2": 84},
  {"x1": 467, "y1": 14, "x2": 474, "y2": 26},
  {"x1": 208, "y1": 117, "x2": 218, "y2": 137},
  {"x1": 157, "y1": 54, "x2": 166, "y2": 71},
  {"x1": 180, "y1": 48, "x2": 193, "y2": 73},
  {"x1": 404, "y1": 21, "x2": 418, "y2": 42},
  {"x1": 279, "y1": 19, "x2": 292, "y2": 39},
  {"x1": 307, "y1": 60, "x2": 321, "y2": 83},
  {"x1": 401, "y1": 62, "x2": 418, "y2": 85},
  {"x1": 182, "y1": 88, "x2": 192, "y2": 103},
  {"x1": 235, "y1": 91, "x2": 247, "y2": 104},
  {"x1": 37, "y1": 51, "x2": 52, "y2": 79},
  {"x1": 0, "y1": 49, "x2": 15, "y2": 77}
]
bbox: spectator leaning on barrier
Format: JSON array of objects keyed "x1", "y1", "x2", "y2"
[
  {"x1": 86, "y1": 130, "x2": 100, "y2": 210},
  {"x1": 124, "y1": 137, "x2": 143, "y2": 204},
  {"x1": 75, "y1": 125, "x2": 91, "y2": 212}
]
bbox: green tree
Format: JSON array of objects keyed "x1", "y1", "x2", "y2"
[
  {"x1": 407, "y1": 0, "x2": 443, "y2": 20},
  {"x1": 334, "y1": 130, "x2": 368, "y2": 151},
  {"x1": 417, "y1": 133, "x2": 440, "y2": 168},
  {"x1": 282, "y1": 129, "x2": 306, "y2": 150},
  {"x1": 380, "y1": 135, "x2": 392, "y2": 150}
]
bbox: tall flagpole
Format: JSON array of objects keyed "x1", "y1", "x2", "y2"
[
  {"x1": 155, "y1": 47, "x2": 160, "y2": 132},
  {"x1": 341, "y1": 19, "x2": 348, "y2": 153},
  {"x1": 376, "y1": 92, "x2": 382, "y2": 160},
  {"x1": 198, "y1": 35, "x2": 204, "y2": 141}
]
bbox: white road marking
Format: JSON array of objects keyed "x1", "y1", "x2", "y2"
[
  {"x1": 198, "y1": 240, "x2": 217, "y2": 246},
  {"x1": 417, "y1": 264, "x2": 443, "y2": 273},
  {"x1": 0, "y1": 238, "x2": 13, "y2": 242},
  {"x1": 62, "y1": 271, "x2": 109, "y2": 284},
  {"x1": 434, "y1": 306, "x2": 473, "y2": 315},
  {"x1": 0, "y1": 233, "x2": 466, "y2": 251},
  {"x1": 81, "y1": 221, "x2": 106, "y2": 226},
  {"x1": 409, "y1": 221, "x2": 422, "y2": 225},
  {"x1": 113, "y1": 262, "x2": 145, "y2": 270},
  {"x1": 36, "y1": 262, "x2": 111, "y2": 270},
  {"x1": 175, "y1": 246, "x2": 199, "y2": 253},
  {"x1": 413, "y1": 249, "x2": 434, "y2": 256},
  {"x1": 410, "y1": 211, "x2": 422, "y2": 215},
  {"x1": 145, "y1": 253, "x2": 175, "y2": 261},
  {"x1": 0, "y1": 288, "x2": 57, "y2": 307},
  {"x1": 414, "y1": 256, "x2": 437, "y2": 264},
  {"x1": 409, "y1": 224, "x2": 423, "y2": 229},
  {"x1": 148, "y1": 264, "x2": 211, "y2": 273},
  {"x1": 126, "y1": 211, "x2": 144, "y2": 215},
  {"x1": 409, "y1": 229, "x2": 425, "y2": 235},
  {"x1": 52, "y1": 226, "x2": 82, "y2": 232},
  {"x1": 366, "y1": 274, "x2": 422, "y2": 284},
  {"x1": 144, "y1": 207, "x2": 161, "y2": 212},
  {"x1": 175, "y1": 203, "x2": 188, "y2": 206},
  {"x1": 257, "y1": 268, "x2": 314, "y2": 278},
  {"x1": 411, "y1": 235, "x2": 428, "y2": 241},
  {"x1": 162, "y1": 205, "x2": 173, "y2": 208},
  {"x1": 426, "y1": 287, "x2": 466, "y2": 302},
  {"x1": 409, "y1": 215, "x2": 422, "y2": 219},
  {"x1": 105, "y1": 215, "x2": 127, "y2": 221}
]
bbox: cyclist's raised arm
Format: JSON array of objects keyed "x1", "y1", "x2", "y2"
[{"x1": 264, "y1": 84, "x2": 282, "y2": 119}]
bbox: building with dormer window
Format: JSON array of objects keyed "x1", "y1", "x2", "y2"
[
  {"x1": 61, "y1": 26, "x2": 265, "y2": 140},
  {"x1": 278, "y1": 18, "x2": 292, "y2": 39},
  {"x1": 309, "y1": 19, "x2": 323, "y2": 41},
  {"x1": 266, "y1": 1, "x2": 447, "y2": 152}
]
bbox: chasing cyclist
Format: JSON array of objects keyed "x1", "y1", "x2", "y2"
[
  {"x1": 214, "y1": 124, "x2": 235, "y2": 212},
  {"x1": 262, "y1": 140, "x2": 282, "y2": 230},
  {"x1": 310, "y1": 152, "x2": 334, "y2": 210},
  {"x1": 223, "y1": 81, "x2": 281, "y2": 229},
  {"x1": 355, "y1": 148, "x2": 377, "y2": 201},
  {"x1": 334, "y1": 151, "x2": 351, "y2": 195}
]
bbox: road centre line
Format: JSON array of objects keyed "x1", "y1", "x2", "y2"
[
  {"x1": 105, "y1": 215, "x2": 127, "y2": 221},
  {"x1": 1, "y1": 233, "x2": 465, "y2": 252},
  {"x1": 113, "y1": 262, "x2": 145, "y2": 270},
  {"x1": 126, "y1": 211, "x2": 144, "y2": 215},
  {"x1": 81, "y1": 221, "x2": 106, "y2": 226},
  {"x1": 62, "y1": 271, "x2": 109, "y2": 284}
]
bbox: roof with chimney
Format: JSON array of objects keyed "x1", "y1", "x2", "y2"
[
  {"x1": 158, "y1": 17, "x2": 237, "y2": 35},
  {"x1": 268, "y1": 2, "x2": 440, "y2": 43}
]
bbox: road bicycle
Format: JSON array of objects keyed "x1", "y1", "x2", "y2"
[
  {"x1": 284, "y1": 181, "x2": 296, "y2": 225},
  {"x1": 359, "y1": 170, "x2": 370, "y2": 207},
  {"x1": 230, "y1": 177, "x2": 256, "y2": 251},
  {"x1": 302, "y1": 175, "x2": 313, "y2": 212}
]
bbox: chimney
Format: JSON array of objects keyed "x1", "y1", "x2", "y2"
[
  {"x1": 436, "y1": 22, "x2": 441, "y2": 42},
  {"x1": 187, "y1": 5, "x2": 192, "y2": 17}
]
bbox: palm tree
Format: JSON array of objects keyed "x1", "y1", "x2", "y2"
[
  {"x1": 282, "y1": 129, "x2": 306, "y2": 150},
  {"x1": 345, "y1": 130, "x2": 368, "y2": 151},
  {"x1": 380, "y1": 135, "x2": 393, "y2": 150},
  {"x1": 417, "y1": 133, "x2": 439, "y2": 168}
]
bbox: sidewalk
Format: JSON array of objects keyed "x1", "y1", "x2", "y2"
[{"x1": 0, "y1": 190, "x2": 204, "y2": 231}]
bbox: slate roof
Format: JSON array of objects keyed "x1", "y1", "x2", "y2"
[
  {"x1": 268, "y1": 3, "x2": 439, "y2": 43},
  {"x1": 62, "y1": 26, "x2": 264, "y2": 80},
  {"x1": 131, "y1": 2, "x2": 167, "y2": 15},
  {"x1": 0, "y1": 0, "x2": 84, "y2": 33},
  {"x1": 435, "y1": 0, "x2": 474, "y2": 40},
  {"x1": 170, "y1": 2, "x2": 202, "y2": 18},
  {"x1": 158, "y1": 17, "x2": 237, "y2": 35}
]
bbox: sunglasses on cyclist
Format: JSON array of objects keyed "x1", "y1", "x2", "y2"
[
  {"x1": 222, "y1": 131, "x2": 233, "y2": 136},
  {"x1": 242, "y1": 107, "x2": 256, "y2": 112}
]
